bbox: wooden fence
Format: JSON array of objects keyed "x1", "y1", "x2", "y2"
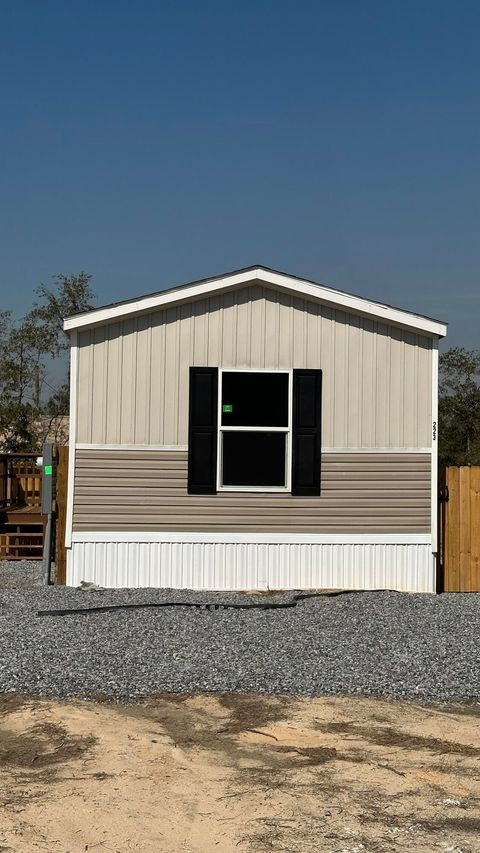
[{"x1": 441, "y1": 466, "x2": 480, "y2": 592}]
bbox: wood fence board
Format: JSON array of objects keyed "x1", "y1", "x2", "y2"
[
  {"x1": 459, "y1": 467, "x2": 471, "y2": 591},
  {"x1": 444, "y1": 465, "x2": 480, "y2": 592},
  {"x1": 445, "y1": 467, "x2": 459, "y2": 591},
  {"x1": 469, "y1": 467, "x2": 480, "y2": 590}
]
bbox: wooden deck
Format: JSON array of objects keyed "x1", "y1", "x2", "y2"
[
  {"x1": 0, "y1": 506, "x2": 45, "y2": 524},
  {"x1": 0, "y1": 505, "x2": 46, "y2": 560},
  {"x1": 0, "y1": 453, "x2": 45, "y2": 560},
  {"x1": 1, "y1": 504, "x2": 44, "y2": 523}
]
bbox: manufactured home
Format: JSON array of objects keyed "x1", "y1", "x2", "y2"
[{"x1": 64, "y1": 266, "x2": 447, "y2": 592}]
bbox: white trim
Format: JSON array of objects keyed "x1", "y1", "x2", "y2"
[
  {"x1": 75, "y1": 443, "x2": 188, "y2": 451},
  {"x1": 71, "y1": 531, "x2": 432, "y2": 545},
  {"x1": 216, "y1": 368, "x2": 293, "y2": 493},
  {"x1": 219, "y1": 426, "x2": 289, "y2": 432},
  {"x1": 65, "y1": 331, "x2": 78, "y2": 548},
  {"x1": 63, "y1": 267, "x2": 448, "y2": 337},
  {"x1": 73, "y1": 444, "x2": 432, "y2": 455},
  {"x1": 431, "y1": 339, "x2": 439, "y2": 552},
  {"x1": 74, "y1": 443, "x2": 431, "y2": 455},
  {"x1": 321, "y1": 447, "x2": 432, "y2": 454},
  {"x1": 216, "y1": 482, "x2": 290, "y2": 493}
]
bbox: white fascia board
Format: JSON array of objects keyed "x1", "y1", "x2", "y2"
[
  {"x1": 63, "y1": 268, "x2": 447, "y2": 338},
  {"x1": 63, "y1": 271, "x2": 255, "y2": 332},
  {"x1": 259, "y1": 271, "x2": 447, "y2": 336}
]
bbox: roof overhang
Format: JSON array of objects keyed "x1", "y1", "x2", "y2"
[{"x1": 63, "y1": 266, "x2": 448, "y2": 338}]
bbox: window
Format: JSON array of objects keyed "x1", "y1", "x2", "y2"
[
  {"x1": 187, "y1": 366, "x2": 322, "y2": 496},
  {"x1": 217, "y1": 370, "x2": 292, "y2": 491}
]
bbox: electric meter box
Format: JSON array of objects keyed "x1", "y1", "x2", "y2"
[{"x1": 41, "y1": 443, "x2": 57, "y2": 515}]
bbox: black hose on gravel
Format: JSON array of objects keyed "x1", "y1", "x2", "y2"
[{"x1": 36, "y1": 590, "x2": 354, "y2": 618}]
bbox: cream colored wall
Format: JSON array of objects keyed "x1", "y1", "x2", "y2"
[{"x1": 75, "y1": 283, "x2": 433, "y2": 448}]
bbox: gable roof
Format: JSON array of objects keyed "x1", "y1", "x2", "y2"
[{"x1": 63, "y1": 264, "x2": 447, "y2": 337}]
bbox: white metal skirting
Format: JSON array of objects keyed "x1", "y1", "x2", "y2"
[{"x1": 67, "y1": 535, "x2": 436, "y2": 593}]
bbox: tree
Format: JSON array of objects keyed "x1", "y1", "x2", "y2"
[
  {"x1": 0, "y1": 403, "x2": 38, "y2": 453},
  {"x1": 39, "y1": 380, "x2": 71, "y2": 446},
  {"x1": 0, "y1": 273, "x2": 95, "y2": 451},
  {"x1": 438, "y1": 347, "x2": 480, "y2": 466},
  {"x1": 27, "y1": 272, "x2": 94, "y2": 357}
]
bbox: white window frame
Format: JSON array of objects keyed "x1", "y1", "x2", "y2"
[{"x1": 216, "y1": 368, "x2": 293, "y2": 493}]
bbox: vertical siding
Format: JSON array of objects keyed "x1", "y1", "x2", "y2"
[
  {"x1": 76, "y1": 283, "x2": 433, "y2": 447},
  {"x1": 91, "y1": 326, "x2": 108, "y2": 443},
  {"x1": 135, "y1": 314, "x2": 151, "y2": 445},
  {"x1": 149, "y1": 312, "x2": 166, "y2": 444},
  {"x1": 319, "y1": 306, "x2": 335, "y2": 447},
  {"x1": 120, "y1": 318, "x2": 136, "y2": 443},
  {"x1": 77, "y1": 330, "x2": 93, "y2": 443},
  {"x1": 361, "y1": 318, "x2": 376, "y2": 447},
  {"x1": 164, "y1": 307, "x2": 180, "y2": 443},
  {"x1": 389, "y1": 327, "x2": 403, "y2": 446},
  {"x1": 347, "y1": 314, "x2": 362, "y2": 447},
  {"x1": 67, "y1": 540, "x2": 436, "y2": 592},
  {"x1": 106, "y1": 323, "x2": 123, "y2": 444}
]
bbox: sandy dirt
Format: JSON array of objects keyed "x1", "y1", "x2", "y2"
[{"x1": 0, "y1": 692, "x2": 479, "y2": 853}]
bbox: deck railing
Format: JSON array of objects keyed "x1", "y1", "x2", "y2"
[
  {"x1": 0, "y1": 453, "x2": 44, "y2": 560},
  {"x1": 0, "y1": 453, "x2": 42, "y2": 508}
]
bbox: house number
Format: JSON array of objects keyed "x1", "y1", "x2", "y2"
[{"x1": 432, "y1": 421, "x2": 437, "y2": 440}]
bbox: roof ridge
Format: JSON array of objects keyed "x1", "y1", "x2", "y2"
[{"x1": 63, "y1": 265, "x2": 447, "y2": 337}]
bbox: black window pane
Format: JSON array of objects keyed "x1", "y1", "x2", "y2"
[
  {"x1": 222, "y1": 432, "x2": 286, "y2": 487},
  {"x1": 221, "y1": 372, "x2": 288, "y2": 427}
]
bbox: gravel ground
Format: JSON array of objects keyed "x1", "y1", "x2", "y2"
[
  {"x1": 0, "y1": 560, "x2": 47, "y2": 589},
  {"x1": 0, "y1": 586, "x2": 479, "y2": 703}
]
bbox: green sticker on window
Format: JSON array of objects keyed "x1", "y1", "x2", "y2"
[
  {"x1": 222, "y1": 404, "x2": 233, "y2": 413},
  {"x1": 44, "y1": 465, "x2": 53, "y2": 475}
]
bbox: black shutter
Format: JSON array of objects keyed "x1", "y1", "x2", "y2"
[
  {"x1": 188, "y1": 367, "x2": 218, "y2": 494},
  {"x1": 292, "y1": 369, "x2": 322, "y2": 496}
]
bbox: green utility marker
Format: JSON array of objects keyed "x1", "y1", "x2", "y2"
[
  {"x1": 44, "y1": 465, "x2": 53, "y2": 475},
  {"x1": 222, "y1": 404, "x2": 233, "y2": 413}
]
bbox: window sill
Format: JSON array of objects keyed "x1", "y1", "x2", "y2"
[{"x1": 217, "y1": 486, "x2": 291, "y2": 493}]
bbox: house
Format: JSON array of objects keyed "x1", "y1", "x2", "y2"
[{"x1": 63, "y1": 265, "x2": 447, "y2": 592}]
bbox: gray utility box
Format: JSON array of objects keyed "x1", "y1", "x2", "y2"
[{"x1": 41, "y1": 443, "x2": 57, "y2": 515}]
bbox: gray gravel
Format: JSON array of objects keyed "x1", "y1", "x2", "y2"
[
  {"x1": 0, "y1": 560, "x2": 47, "y2": 589},
  {"x1": 0, "y1": 587, "x2": 479, "y2": 703}
]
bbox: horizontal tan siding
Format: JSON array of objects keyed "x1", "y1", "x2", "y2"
[
  {"x1": 75, "y1": 283, "x2": 433, "y2": 448},
  {"x1": 73, "y1": 449, "x2": 431, "y2": 534}
]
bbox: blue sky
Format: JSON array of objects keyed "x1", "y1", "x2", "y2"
[{"x1": 0, "y1": 0, "x2": 479, "y2": 360}]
